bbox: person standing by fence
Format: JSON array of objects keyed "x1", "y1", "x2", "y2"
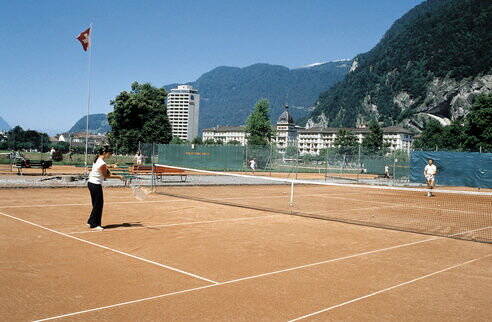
[{"x1": 424, "y1": 159, "x2": 437, "y2": 197}]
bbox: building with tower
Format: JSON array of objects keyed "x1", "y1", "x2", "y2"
[
  {"x1": 275, "y1": 104, "x2": 299, "y2": 154},
  {"x1": 167, "y1": 85, "x2": 200, "y2": 141}
]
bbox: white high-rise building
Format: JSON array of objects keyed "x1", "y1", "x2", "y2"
[{"x1": 167, "y1": 85, "x2": 200, "y2": 141}]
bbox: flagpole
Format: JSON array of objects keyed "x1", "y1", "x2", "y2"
[{"x1": 84, "y1": 23, "x2": 93, "y2": 170}]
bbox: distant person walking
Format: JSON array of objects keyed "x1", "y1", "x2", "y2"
[
  {"x1": 134, "y1": 151, "x2": 144, "y2": 165},
  {"x1": 249, "y1": 159, "x2": 256, "y2": 173},
  {"x1": 384, "y1": 165, "x2": 390, "y2": 178},
  {"x1": 49, "y1": 147, "x2": 56, "y2": 160},
  {"x1": 87, "y1": 146, "x2": 123, "y2": 230},
  {"x1": 424, "y1": 159, "x2": 437, "y2": 197}
]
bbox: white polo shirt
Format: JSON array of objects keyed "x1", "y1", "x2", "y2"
[
  {"x1": 88, "y1": 158, "x2": 106, "y2": 185},
  {"x1": 424, "y1": 164, "x2": 437, "y2": 177}
]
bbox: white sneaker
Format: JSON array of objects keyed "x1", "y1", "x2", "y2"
[{"x1": 91, "y1": 226, "x2": 104, "y2": 231}]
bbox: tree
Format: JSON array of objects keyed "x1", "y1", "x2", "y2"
[
  {"x1": 227, "y1": 140, "x2": 241, "y2": 145},
  {"x1": 3, "y1": 126, "x2": 50, "y2": 152},
  {"x1": 245, "y1": 99, "x2": 273, "y2": 146},
  {"x1": 107, "y1": 82, "x2": 172, "y2": 153},
  {"x1": 413, "y1": 119, "x2": 444, "y2": 150},
  {"x1": 333, "y1": 129, "x2": 359, "y2": 156},
  {"x1": 170, "y1": 136, "x2": 185, "y2": 144},
  {"x1": 284, "y1": 145, "x2": 298, "y2": 158},
  {"x1": 463, "y1": 93, "x2": 492, "y2": 152},
  {"x1": 362, "y1": 121, "x2": 388, "y2": 155},
  {"x1": 191, "y1": 137, "x2": 203, "y2": 145},
  {"x1": 51, "y1": 142, "x2": 70, "y2": 153},
  {"x1": 413, "y1": 119, "x2": 465, "y2": 151},
  {"x1": 203, "y1": 139, "x2": 216, "y2": 145}
]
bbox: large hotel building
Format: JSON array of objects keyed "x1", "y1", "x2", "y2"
[
  {"x1": 167, "y1": 85, "x2": 200, "y2": 141},
  {"x1": 202, "y1": 105, "x2": 414, "y2": 154}
]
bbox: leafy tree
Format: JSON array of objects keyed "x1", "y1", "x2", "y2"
[
  {"x1": 3, "y1": 126, "x2": 50, "y2": 152},
  {"x1": 191, "y1": 137, "x2": 203, "y2": 145},
  {"x1": 107, "y1": 82, "x2": 172, "y2": 153},
  {"x1": 246, "y1": 99, "x2": 273, "y2": 146},
  {"x1": 333, "y1": 129, "x2": 359, "y2": 156},
  {"x1": 203, "y1": 138, "x2": 216, "y2": 145},
  {"x1": 284, "y1": 145, "x2": 298, "y2": 158},
  {"x1": 51, "y1": 142, "x2": 70, "y2": 153},
  {"x1": 170, "y1": 136, "x2": 185, "y2": 144},
  {"x1": 463, "y1": 93, "x2": 492, "y2": 152},
  {"x1": 227, "y1": 140, "x2": 241, "y2": 145},
  {"x1": 413, "y1": 119, "x2": 465, "y2": 151},
  {"x1": 413, "y1": 119, "x2": 443, "y2": 150},
  {"x1": 362, "y1": 121, "x2": 388, "y2": 155}
]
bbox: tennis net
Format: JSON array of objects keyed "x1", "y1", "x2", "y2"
[{"x1": 152, "y1": 164, "x2": 492, "y2": 244}]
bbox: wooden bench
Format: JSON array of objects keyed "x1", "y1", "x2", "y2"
[
  {"x1": 109, "y1": 166, "x2": 134, "y2": 186},
  {"x1": 132, "y1": 165, "x2": 187, "y2": 182},
  {"x1": 15, "y1": 159, "x2": 52, "y2": 175}
]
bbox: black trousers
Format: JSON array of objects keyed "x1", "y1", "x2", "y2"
[{"x1": 87, "y1": 182, "x2": 104, "y2": 227}]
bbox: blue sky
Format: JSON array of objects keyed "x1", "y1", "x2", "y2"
[{"x1": 0, "y1": 0, "x2": 422, "y2": 134}]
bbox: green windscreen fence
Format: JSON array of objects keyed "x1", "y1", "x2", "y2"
[
  {"x1": 410, "y1": 151, "x2": 492, "y2": 188},
  {"x1": 157, "y1": 144, "x2": 245, "y2": 170},
  {"x1": 150, "y1": 142, "x2": 411, "y2": 179}
]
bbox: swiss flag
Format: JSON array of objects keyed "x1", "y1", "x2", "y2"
[{"x1": 76, "y1": 27, "x2": 91, "y2": 51}]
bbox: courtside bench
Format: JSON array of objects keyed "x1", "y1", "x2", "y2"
[
  {"x1": 15, "y1": 159, "x2": 52, "y2": 175},
  {"x1": 110, "y1": 166, "x2": 135, "y2": 186},
  {"x1": 132, "y1": 165, "x2": 187, "y2": 182}
]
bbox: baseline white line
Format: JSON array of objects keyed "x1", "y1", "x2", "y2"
[
  {"x1": 34, "y1": 284, "x2": 218, "y2": 321},
  {"x1": 30, "y1": 226, "x2": 491, "y2": 321},
  {"x1": 0, "y1": 211, "x2": 218, "y2": 284},
  {"x1": 288, "y1": 253, "x2": 492, "y2": 321},
  {"x1": 33, "y1": 234, "x2": 450, "y2": 321},
  {"x1": 67, "y1": 215, "x2": 280, "y2": 234}
]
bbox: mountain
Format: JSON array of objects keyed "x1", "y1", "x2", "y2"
[
  {"x1": 165, "y1": 61, "x2": 351, "y2": 131},
  {"x1": 69, "y1": 113, "x2": 110, "y2": 134},
  {"x1": 307, "y1": 0, "x2": 492, "y2": 131},
  {"x1": 0, "y1": 117, "x2": 11, "y2": 131}
]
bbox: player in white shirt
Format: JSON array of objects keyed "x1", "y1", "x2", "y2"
[
  {"x1": 134, "y1": 152, "x2": 144, "y2": 165},
  {"x1": 424, "y1": 159, "x2": 437, "y2": 197},
  {"x1": 87, "y1": 146, "x2": 123, "y2": 230},
  {"x1": 249, "y1": 159, "x2": 256, "y2": 173}
]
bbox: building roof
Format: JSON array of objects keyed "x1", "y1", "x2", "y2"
[
  {"x1": 203, "y1": 126, "x2": 246, "y2": 133},
  {"x1": 381, "y1": 126, "x2": 414, "y2": 134},
  {"x1": 299, "y1": 126, "x2": 414, "y2": 135}
]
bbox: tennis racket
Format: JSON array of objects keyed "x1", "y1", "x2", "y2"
[{"x1": 130, "y1": 182, "x2": 151, "y2": 201}]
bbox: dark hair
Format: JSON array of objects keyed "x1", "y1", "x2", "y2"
[{"x1": 93, "y1": 145, "x2": 113, "y2": 163}]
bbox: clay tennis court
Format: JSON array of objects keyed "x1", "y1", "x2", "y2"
[{"x1": 1, "y1": 185, "x2": 491, "y2": 321}]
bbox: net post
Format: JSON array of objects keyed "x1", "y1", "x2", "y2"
[
  {"x1": 151, "y1": 143, "x2": 156, "y2": 192},
  {"x1": 289, "y1": 179, "x2": 294, "y2": 207}
]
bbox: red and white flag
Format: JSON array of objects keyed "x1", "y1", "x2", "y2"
[{"x1": 76, "y1": 27, "x2": 91, "y2": 51}]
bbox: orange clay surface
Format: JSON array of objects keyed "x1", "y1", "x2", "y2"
[
  {"x1": 0, "y1": 164, "x2": 85, "y2": 175},
  {"x1": 0, "y1": 186, "x2": 491, "y2": 321}
]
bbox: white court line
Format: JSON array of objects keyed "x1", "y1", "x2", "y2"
[
  {"x1": 30, "y1": 234, "x2": 453, "y2": 321},
  {"x1": 288, "y1": 253, "x2": 492, "y2": 321},
  {"x1": 67, "y1": 215, "x2": 280, "y2": 234},
  {"x1": 33, "y1": 226, "x2": 491, "y2": 321},
  {"x1": 0, "y1": 211, "x2": 218, "y2": 284}
]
